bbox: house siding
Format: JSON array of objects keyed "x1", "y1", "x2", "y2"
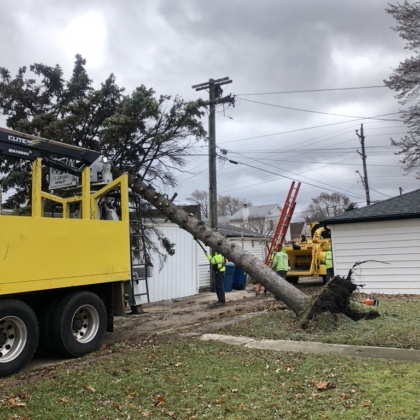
[
  {"x1": 331, "y1": 219, "x2": 420, "y2": 294},
  {"x1": 137, "y1": 223, "x2": 199, "y2": 303},
  {"x1": 197, "y1": 242, "x2": 211, "y2": 290}
]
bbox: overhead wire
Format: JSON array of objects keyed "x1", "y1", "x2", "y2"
[
  {"x1": 216, "y1": 152, "x2": 367, "y2": 201},
  {"x1": 219, "y1": 112, "x2": 402, "y2": 145},
  {"x1": 236, "y1": 85, "x2": 388, "y2": 96},
  {"x1": 237, "y1": 97, "x2": 401, "y2": 122}
]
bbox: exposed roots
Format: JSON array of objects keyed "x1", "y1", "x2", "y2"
[{"x1": 300, "y1": 269, "x2": 380, "y2": 328}]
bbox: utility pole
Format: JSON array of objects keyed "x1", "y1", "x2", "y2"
[
  {"x1": 356, "y1": 124, "x2": 371, "y2": 205},
  {"x1": 192, "y1": 77, "x2": 233, "y2": 230},
  {"x1": 192, "y1": 77, "x2": 233, "y2": 291}
]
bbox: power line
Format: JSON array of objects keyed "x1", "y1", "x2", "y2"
[
  {"x1": 369, "y1": 187, "x2": 393, "y2": 198},
  {"x1": 237, "y1": 85, "x2": 387, "y2": 96},
  {"x1": 220, "y1": 113, "x2": 401, "y2": 145},
  {"x1": 217, "y1": 152, "x2": 366, "y2": 200},
  {"x1": 237, "y1": 97, "x2": 401, "y2": 122}
]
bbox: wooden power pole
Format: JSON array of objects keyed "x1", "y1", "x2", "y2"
[
  {"x1": 356, "y1": 124, "x2": 371, "y2": 206},
  {"x1": 192, "y1": 77, "x2": 233, "y2": 290},
  {"x1": 192, "y1": 77, "x2": 233, "y2": 230}
]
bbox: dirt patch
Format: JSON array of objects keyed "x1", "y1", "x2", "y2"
[{"x1": 104, "y1": 287, "x2": 283, "y2": 344}]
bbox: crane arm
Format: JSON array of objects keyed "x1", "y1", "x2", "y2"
[{"x1": 0, "y1": 127, "x2": 102, "y2": 174}]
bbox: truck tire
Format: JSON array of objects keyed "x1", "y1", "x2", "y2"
[
  {"x1": 322, "y1": 275, "x2": 327, "y2": 284},
  {"x1": 36, "y1": 296, "x2": 60, "y2": 356},
  {"x1": 0, "y1": 300, "x2": 39, "y2": 377},
  {"x1": 49, "y1": 291, "x2": 107, "y2": 358},
  {"x1": 287, "y1": 276, "x2": 299, "y2": 284}
]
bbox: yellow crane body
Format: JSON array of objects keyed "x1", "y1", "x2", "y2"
[
  {"x1": 0, "y1": 158, "x2": 131, "y2": 295},
  {"x1": 0, "y1": 129, "x2": 141, "y2": 378},
  {"x1": 0, "y1": 216, "x2": 130, "y2": 295}
]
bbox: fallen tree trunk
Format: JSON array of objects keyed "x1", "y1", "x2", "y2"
[{"x1": 134, "y1": 181, "x2": 309, "y2": 315}]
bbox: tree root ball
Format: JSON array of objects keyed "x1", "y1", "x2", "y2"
[{"x1": 300, "y1": 274, "x2": 380, "y2": 328}]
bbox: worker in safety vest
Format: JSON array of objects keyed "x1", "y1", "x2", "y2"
[
  {"x1": 271, "y1": 246, "x2": 289, "y2": 280},
  {"x1": 323, "y1": 245, "x2": 334, "y2": 283},
  {"x1": 206, "y1": 252, "x2": 226, "y2": 305}
]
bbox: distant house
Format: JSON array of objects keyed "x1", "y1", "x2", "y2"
[
  {"x1": 229, "y1": 203, "x2": 282, "y2": 236},
  {"x1": 321, "y1": 189, "x2": 420, "y2": 294}
]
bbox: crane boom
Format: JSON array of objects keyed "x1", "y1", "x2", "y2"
[
  {"x1": 0, "y1": 127, "x2": 101, "y2": 175},
  {"x1": 0, "y1": 127, "x2": 111, "y2": 186}
]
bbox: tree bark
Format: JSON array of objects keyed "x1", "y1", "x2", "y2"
[{"x1": 134, "y1": 181, "x2": 309, "y2": 316}]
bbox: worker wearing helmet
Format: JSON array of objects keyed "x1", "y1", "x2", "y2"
[
  {"x1": 323, "y1": 245, "x2": 334, "y2": 283},
  {"x1": 271, "y1": 246, "x2": 289, "y2": 280},
  {"x1": 206, "y1": 252, "x2": 226, "y2": 305}
]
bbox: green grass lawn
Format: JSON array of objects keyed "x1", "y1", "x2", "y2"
[
  {"x1": 0, "y1": 293, "x2": 419, "y2": 419},
  {"x1": 0, "y1": 340, "x2": 419, "y2": 419},
  {"x1": 219, "y1": 293, "x2": 420, "y2": 349}
]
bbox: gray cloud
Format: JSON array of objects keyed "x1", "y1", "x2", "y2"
[{"x1": 0, "y1": 0, "x2": 417, "y2": 211}]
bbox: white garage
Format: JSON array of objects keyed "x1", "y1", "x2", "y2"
[{"x1": 321, "y1": 189, "x2": 420, "y2": 294}]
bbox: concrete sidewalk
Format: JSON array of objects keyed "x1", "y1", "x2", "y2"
[{"x1": 200, "y1": 334, "x2": 420, "y2": 362}]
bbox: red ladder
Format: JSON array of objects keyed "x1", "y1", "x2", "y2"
[{"x1": 257, "y1": 181, "x2": 301, "y2": 294}]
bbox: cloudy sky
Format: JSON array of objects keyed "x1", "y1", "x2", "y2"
[{"x1": 1, "y1": 0, "x2": 418, "y2": 217}]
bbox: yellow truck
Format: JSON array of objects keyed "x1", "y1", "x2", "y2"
[
  {"x1": 0, "y1": 128, "x2": 147, "y2": 376},
  {"x1": 285, "y1": 222, "x2": 331, "y2": 284}
]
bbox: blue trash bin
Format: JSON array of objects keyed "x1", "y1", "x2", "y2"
[
  {"x1": 233, "y1": 268, "x2": 247, "y2": 290},
  {"x1": 224, "y1": 263, "x2": 235, "y2": 292}
]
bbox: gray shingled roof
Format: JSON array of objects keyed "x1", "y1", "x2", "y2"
[
  {"x1": 216, "y1": 223, "x2": 265, "y2": 238},
  {"x1": 321, "y1": 188, "x2": 420, "y2": 225},
  {"x1": 203, "y1": 217, "x2": 265, "y2": 237}
]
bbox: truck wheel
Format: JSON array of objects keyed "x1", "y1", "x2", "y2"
[
  {"x1": 322, "y1": 275, "x2": 327, "y2": 284},
  {"x1": 0, "y1": 300, "x2": 39, "y2": 377},
  {"x1": 49, "y1": 291, "x2": 107, "y2": 358},
  {"x1": 287, "y1": 276, "x2": 299, "y2": 284},
  {"x1": 36, "y1": 297, "x2": 60, "y2": 356}
]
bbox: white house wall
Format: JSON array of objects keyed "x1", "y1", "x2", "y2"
[
  {"x1": 136, "y1": 223, "x2": 198, "y2": 303},
  {"x1": 331, "y1": 219, "x2": 420, "y2": 294},
  {"x1": 197, "y1": 242, "x2": 211, "y2": 290}
]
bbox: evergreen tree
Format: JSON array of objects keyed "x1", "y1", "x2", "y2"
[
  {"x1": 385, "y1": 1, "x2": 420, "y2": 174},
  {"x1": 0, "y1": 55, "x2": 206, "y2": 207}
]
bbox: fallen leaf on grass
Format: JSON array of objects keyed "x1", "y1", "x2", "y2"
[
  {"x1": 154, "y1": 394, "x2": 165, "y2": 406},
  {"x1": 17, "y1": 392, "x2": 31, "y2": 401},
  {"x1": 85, "y1": 386, "x2": 96, "y2": 393},
  {"x1": 126, "y1": 392, "x2": 138, "y2": 400},
  {"x1": 315, "y1": 382, "x2": 335, "y2": 391},
  {"x1": 113, "y1": 401, "x2": 122, "y2": 411},
  {"x1": 7, "y1": 398, "x2": 26, "y2": 408}
]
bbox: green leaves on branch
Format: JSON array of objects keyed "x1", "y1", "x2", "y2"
[{"x1": 0, "y1": 54, "x2": 207, "y2": 207}]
